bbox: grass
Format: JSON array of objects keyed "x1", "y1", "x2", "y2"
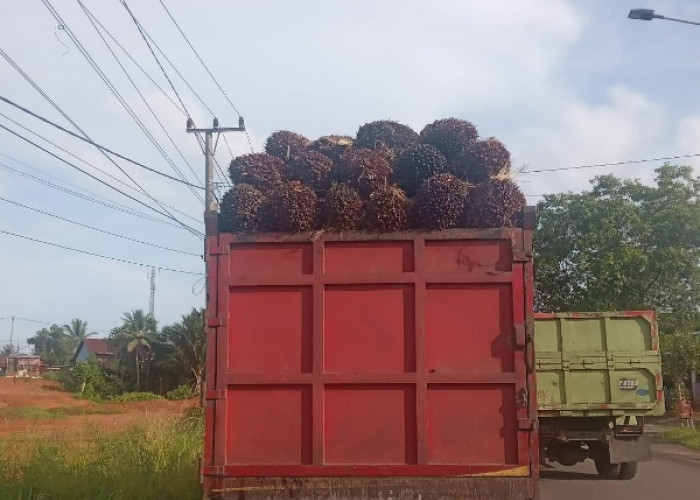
[
  {"x1": 0, "y1": 405, "x2": 121, "y2": 420},
  {"x1": 664, "y1": 426, "x2": 700, "y2": 449},
  {"x1": 0, "y1": 408, "x2": 204, "y2": 499}
]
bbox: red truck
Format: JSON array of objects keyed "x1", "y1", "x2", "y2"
[{"x1": 202, "y1": 207, "x2": 538, "y2": 499}]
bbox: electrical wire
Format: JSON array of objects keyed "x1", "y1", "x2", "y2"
[
  {"x1": 0, "y1": 196, "x2": 201, "y2": 257},
  {"x1": 521, "y1": 153, "x2": 700, "y2": 174},
  {"x1": 39, "y1": 0, "x2": 205, "y2": 207},
  {"x1": 0, "y1": 122, "x2": 204, "y2": 237},
  {"x1": 0, "y1": 43, "x2": 202, "y2": 230},
  {"x1": 0, "y1": 228, "x2": 204, "y2": 275},
  {"x1": 0, "y1": 98, "x2": 202, "y2": 188},
  {"x1": 0, "y1": 159, "x2": 198, "y2": 229},
  {"x1": 158, "y1": 0, "x2": 255, "y2": 154},
  {"x1": 77, "y1": 0, "x2": 204, "y2": 191}
]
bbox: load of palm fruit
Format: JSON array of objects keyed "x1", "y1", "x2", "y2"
[
  {"x1": 219, "y1": 117, "x2": 526, "y2": 233},
  {"x1": 410, "y1": 173, "x2": 468, "y2": 230},
  {"x1": 319, "y1": 183, "x2": 364, "y2": 231},
  {"x1": 264, "y1": 130, "x2": 310, "y2": 160},
  {"x1": 365, "y1": 185, "x2": 409, "y2": 231},
  {"x1": 355, "y1": 120, "x2": 420, "y2": 159},
  {"x1": 228, "y1": 153, "x2": 284, "y2": 190},
  {"x1": 394, "y1": 144, "x2": 448, "y2": 196}
]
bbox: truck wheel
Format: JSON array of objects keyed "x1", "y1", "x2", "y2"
[
  {"x1": 617, "y1": 462, "x2": 638, "y2": 480},
  {"x1": 594, "y1": 457, "x2": 621, "y2": 479}
]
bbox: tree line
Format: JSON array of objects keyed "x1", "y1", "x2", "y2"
[{"x1": 24, "y1": 308, "x2": 205, "y2": 397}]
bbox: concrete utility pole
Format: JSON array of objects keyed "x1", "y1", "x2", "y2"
[
  {"x1": 148, "y1": 266, "x2": 156, "y2": 318},
  {"x1": 186, "y1": 117, "x2": 246, "y2": 236}
]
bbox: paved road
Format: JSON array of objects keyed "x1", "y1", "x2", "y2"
[{"x1": 540, "y1": 441, "x2": 700, "y2": 499}]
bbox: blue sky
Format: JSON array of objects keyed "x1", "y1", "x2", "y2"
[{"x1": 1, "y1": 1, "x2": 699, "y2": 349}]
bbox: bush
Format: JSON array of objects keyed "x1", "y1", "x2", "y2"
[
  {"x1": 62, "y1": 360, "x2": 123, "y2": 400},
  {"x1": 166, "y1": 384, "x2": 193, "y2": 400}
]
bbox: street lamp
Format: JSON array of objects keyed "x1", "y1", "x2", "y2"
[{"x1": 628, "y1": 8, "x2": 700, "y2": 26}]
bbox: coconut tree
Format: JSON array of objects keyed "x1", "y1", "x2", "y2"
[
  {"x1": 161, "y1": 308, "x2": 205, "y2": 394},
  {"x1": 63, "y1": 318, "x2": 96, "y2": 345},
  {"x1": 116, "y1": 310, "x2": 157, "y2": 391}
]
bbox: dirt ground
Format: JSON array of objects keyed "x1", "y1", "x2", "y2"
[{"x1": 0, "y1": 377, "x2": 195, "y2": 437}]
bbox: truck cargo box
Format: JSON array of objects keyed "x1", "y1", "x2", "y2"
[
  {"x1": 535, "y1": 311, "x2": 665, "y2": 417},
  {"x1": 203, "y1": 208, "x2": 537, "y2": 499}
]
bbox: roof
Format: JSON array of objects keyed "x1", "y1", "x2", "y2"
[{"x1": 80, "y1": 338, "x2": 114, "y2": 356}]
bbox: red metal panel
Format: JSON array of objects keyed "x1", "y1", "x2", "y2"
[
  {"x1": 423, "y1": 239, "x2": 512, "y2": 273},
  {"x1": 229, "y1": 242, "x2": 313, "y2": 276},
  {"x1": 426, "y1": 384, "x2": 517, "y2": 464},
  {"x1": 226, "y1": 386, "x2": 312, "y2": 464},
  {"x1": 425, "y1": 284, "x2": 514, "y2": 373},
  {"x1": 205, "y1": 223, "x2": 537, "y2": 499},
  {"x1": 324, "y1": 285, "x2": 415, "y2": 373},
  {"x1": 228, "y1": 286, "x2": 312, "y2": 373},
  {"x1": 324, "y1": 385, "x2": 416, "y2": 464},
  {"x1": 324, "y1": 241, "x2": 414, "y2": 274}
]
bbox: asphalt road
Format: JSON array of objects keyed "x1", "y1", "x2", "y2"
[{"x1": 540, "y1": 441, "x2": 700, "y2": 499}]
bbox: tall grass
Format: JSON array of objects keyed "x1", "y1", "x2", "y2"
[
  {"x1": 0, "y1": 409, "x2": 204, "y2": 500},
  {"x1": 665, "y1": 426, "x2": 700, "y2": 449}
]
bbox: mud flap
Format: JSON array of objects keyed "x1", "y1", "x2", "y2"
[{"x1": 609, "y1": 436, "x2": 652, "y2": 464}]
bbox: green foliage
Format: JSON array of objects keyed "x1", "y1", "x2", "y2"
[
  {"x1": 0, "y1": 416, "x2": 203, "y2": 499},
  {"x1": 166, "y1": 384, "x2": 193, "y2": 400},
  {"x1": 1, "y1": 342, "x2": 18, "y2": 357},
  {"x1": 110, "y1": 309, "x2": 158, "y2": 392},
  {"x1": 161, "y1": 308, "x2": 206, "y2": 394},
  {"x1": 65, "y1": 359, "x2": 123, "y2": 399},
  {"x1": 535, "y1": 165, "x2": 700, "y2": 378},
  {"x1": 27, "y1": 324, "x2": 74, "y2": 366},
  {"x1": 109, "y1": 392, "x2": 164, "y2": 403},
  {"x1": 664, "y1": 427, "x2": 700, "y2": 449},
  {"x1": 660, "y1": 331, "x2": 700, "y2": 379}
]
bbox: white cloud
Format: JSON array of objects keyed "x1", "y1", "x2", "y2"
[{"x1": 675, "y1": 116, "x2": 700, "y2": 170}]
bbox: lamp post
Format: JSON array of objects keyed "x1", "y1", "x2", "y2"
[{"x1": 628, "y1": 8, "x2": 700, "y2": 26}]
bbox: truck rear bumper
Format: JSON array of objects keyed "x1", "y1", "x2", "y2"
[{"x1": 204, "y1": 476, "x2": 536, "y2": 500}]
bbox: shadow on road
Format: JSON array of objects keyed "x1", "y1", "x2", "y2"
[{"x1": 540, "y1": 469, "x2": 599, "y2": 481}]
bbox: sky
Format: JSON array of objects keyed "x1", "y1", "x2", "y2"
[{"x1": 1, "y1": 0, "x2": 699, "y2": 350}]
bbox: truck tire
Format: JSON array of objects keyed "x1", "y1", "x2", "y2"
[
  {"x1": 617, "y1": 462, "x2": 638, "y2": 480},
  {"x1": 594, "y1": 457, "x2": 621, "y2": 479}
]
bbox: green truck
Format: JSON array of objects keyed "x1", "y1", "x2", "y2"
[{"x1": 535, "y1": 311, "x2": 665, "y2": 480}]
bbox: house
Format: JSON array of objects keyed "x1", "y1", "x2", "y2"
[
  {"x1": 6, "y1": 355, "x2": 42, "y2": 378},
  {"x1": 72, "y1": 338, "x2": 115, "y2": 365}
]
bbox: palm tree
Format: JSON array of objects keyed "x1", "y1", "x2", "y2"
[
  {"x1": 118, "y1": 310, "x2": 157, "y2": 391},
  {"x1": 63, "y1": 318, "x2": 96, "y2": 344},
  {"x1": 1, "y1": 343, "x2": 18, "y2": 357},
  {"x1": 162, "y1": 308, "x2": 205, "y2": 394}
]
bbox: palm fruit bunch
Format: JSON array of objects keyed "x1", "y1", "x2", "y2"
[
  {"x1": 454, "y1": 138, "x2": 511, "y2": 183},
  {"x1": 285, "y1": 150, "x2": 334, "y2": 192},
  {"x1": 264, "y1": 130, "x2": 310, "y2": 160},
  {"x1": 355, "y1": 120, "x2": 419, "y2": 160},
  {"x1": 419, "y1": 118, "x2": 478, "y2": 161},
  {"x1": 259, "y1": 181, "x2": 317, "y2": 232},
  {"x1": 394, "y1": 144, "x2": 448, "y2": 196},
  {"x1": 218, "y1": 184, "x2": 267, "y2": 233},
  {"x1": 319, "y1": 183, "x2": 364, "y2": 231},
  {"x1": 411, "y1": 173, "x2": 468, "y2": 230},
  {"x1": 365, "y1": 185, "x2": 409, "y2": 231},
  {"x1": 308, "y1": 135, "x2": 354, "y2": 164},
  {"x1": 229, "y1": 153, "x2": 285, "y2": 190},
  {"x1": 336, "y1": 148, "x2": 392, "y2": 197},
  {"x1": 464, "y1": 179, "x2": 525, "y2": 228}
]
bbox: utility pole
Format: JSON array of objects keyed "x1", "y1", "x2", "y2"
[
  {"x1": 9, "y1": 316, "x2": 14, "y2": 345},
  {"x1": 148, "y1": 266, "x2": 156, "y2": 318},
  {"x1": 186, "y1": 117, "x2": 246, "y2": 235}
]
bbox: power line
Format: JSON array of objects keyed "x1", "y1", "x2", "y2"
[
  {"x1": 0, "y1": 196, "x2": 201, "y2": 257},
  {"x1": 0, "y1": 160, "x2": 193, "y2": 230},
  {"x1": 0, "y1": 43, "x2": 202, "y2": 230},
  {"x1": 0, "y1": 96, "x2": 203, "y2": 188},
  {"x1": 39, "y1": 0, "x2": 205, "y2": 207},
  {"x1": 158, "y1": 0, "x2": 255, "y2": 154},
  {"x1": 0, "y1": 122, "x2": 204, "y2": 237},
  {"x1": 521, "y1": 153, "x2": 700, "y2": 174},
  {"x1": 0, "y1": 228, "x2": 204, "y2": 275},
  {"x1": 77, "y1": 0, "x2": 205, "y2": 192}
]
